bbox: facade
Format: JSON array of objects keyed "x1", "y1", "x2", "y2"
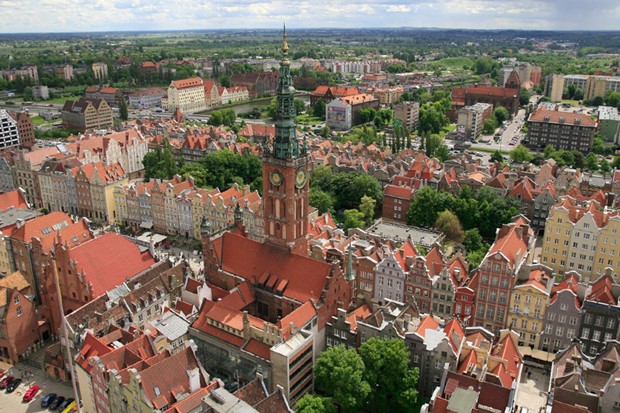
[
  {"x1": 527, "y1": 108, "x2": 597, "y2": 151},
  {"x1": 0, "y1": 109, "x2": 20, "y2": 149},
  {"x1": 0, "y1": 271, "x2": 40, "y2": 364},
  {"x1": 61, "y1": 98, "x2": 114, "y2": 132},
  {"x1": 598, "y1": 106, "x2": 620, "y2": 144},
  {"x1": 84, "y1": 87, "x2": 121, "y2": 108},
  {"x1": 472, "y1": 216, "x2": 534, "y2": 333},
  {"x1": 393, "y1": 101, "x2": 420, "y2": 132},
  {"x1": 8, "y1": 111, "x2": 35, "y2": 149},
  {"x1": 507, "y1": 267, "x2": 551, "y2": 349},
  {"x1": 382, "y1": 184, "x2": 414, "y2": 223},
  {"x1": 326, "y1": 93, "x2": 380, "y2": 130},
  {"x1": 127, "y1": 88, "x2": 166, "y2": 109},
  {"x1": 408, "y1": 318, "x2": 464, "y2": 398},
  {"x1": 91, "y1": 62, "x2": 108, "y2": 80},
  {"x1": 231, "y1": 72, "x2": 279, "y2": 99},
  {"x1": 456, "y1": 102, "x2": 493, "y2": 140},
  {"x1": 539, "y1": 272, "x2": 582, "y2": 354},
  {"x1": 32, "y1": 85, "x2": 49, "y2": 100},
  {"x1": 541, "y1": 196, "x2": 620, "y2": 281},
  {"x1": 165, "y1": 77, "x2": 207, "y2": 113},
  {"x1": 451, "y1": 86, "x2": 520, "y2": 116},
  {"x1": 578, "y1": 272, "x2": 620, "y2": 356},
  {"x1": 373, "y1": 240, "x2": 417, "y2": 304},
  {"x1": 545, "y1": 74, "x2": 565, "y2": 102},
  {"x1": 55, "y1": 64, "x2": 73, "y2": 80}
]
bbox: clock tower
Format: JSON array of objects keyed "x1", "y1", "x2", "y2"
[{"x1": 262, "y1": 25, "x2": 310, "y2": 255}]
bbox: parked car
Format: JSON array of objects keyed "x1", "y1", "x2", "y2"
[
  {"x1": 41, "y1": 393, "x2": 57, "y2": 408},
  {"x1": 58, "y1": 398, "x2": 75, "y2": 411},
  {"x1": 6, "y1": 378, "x2": 22, "y2": 393},
  {"x1": 22, "y1": 385, "x2": 40, "y2": 402},
  {"x1": 49, "y1": 396, "x2": 65, "y2": 410},
  {"x1": 61, "y1": 400, "x2": 77, "y2": 413},
  {"x1": 0, "y1": 375, "x2": 13, "y2": 389}
]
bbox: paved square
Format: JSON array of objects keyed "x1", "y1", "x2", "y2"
[{"x1": 516, "y1": 365, "x2": 550, "y2": 413}]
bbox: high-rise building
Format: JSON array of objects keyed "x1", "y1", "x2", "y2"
[
  {"x1": 393, "y1": 101, "x2": 420, "y2": 132},
  {"x1": 544, "y1": 74, "x2": 565, "y2": 102},
  {"x1": 0, "y1": 109, "x2": 21, "y2": 149},
  {"x1": 91, "y1": 62, "x2": 108, "y2": 81}
]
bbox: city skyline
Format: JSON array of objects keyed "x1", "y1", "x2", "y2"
[{"x1": 1, "y1": 0, "x2": 619, "y2": 33}]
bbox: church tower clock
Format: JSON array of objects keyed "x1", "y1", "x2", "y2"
[{"x1": 262, "y1": 26, "x2": 310, "y2": 255}]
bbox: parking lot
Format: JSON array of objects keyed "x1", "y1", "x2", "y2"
[{"x1": 0, "y1": 366, "x2": 75, "y2": 412}]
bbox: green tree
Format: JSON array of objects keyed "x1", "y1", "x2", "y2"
[
  {"x1": 490, "y1": 150, "x2": 504, "y2": 163},
  {"x1": 359, "y1": 338, "x2": 419, "y2": 412},
  {"x1": 519, "y1": 88, "x2": 530, "y2": 106},
  {"x1": 314, "y1": 346, "x2": 371, "y2": 413},
  {"x1": 313, "y1": 99, "x2": 326, "y2": 120},
  {"x1": 295, "y1": 395, "x2": 337, "y2": 413},
  {"x1": 494, "y1": 106, "x2": 509, "y2": 124},
  {"x1": 294, "y1": 98, "x2": 306, "y2": 115},
  {"x1": 482, "y1": 118, "x2": 497, "y2": 135},
  {"x1": 309, "y1": 188, "x2": 335, "y2": 215},
  {"x1": 343, "y1": 209, "x2": 366, "y2": 231},
  {"x1": 544, "y1": 144, "x2": 556, "y2": 159},
  {"x1": 119, "y1": 95, "x2": 129, "y2": 121},
  {"x1": 567, "y1": 84, "x2": 576, "y2": 99},
  {"x1": 509, "y1": 144, "x2": 533, "y2": 163},
  {"x1": 322, "y1": 125, "x2": 331, "y2": 139},
  {"x1": 463, "y1": 228, "x2": 484, "y2": 252},
  {"x1": 574, "y1": 88, "x2": 585, "y2": 101},
  {"x1": 418, "y1": 103, "x2": 448, "y2": 135},
  {"x1": 359, "y1": 107, "x2": 376, "y2": 123},
  {"x1": 359, "y1": 195, "x2": 377, "y2": 225},
  {"x1": 435, "y1": 210, "x2": 464, "y2": 243},
  {"x1": 202, "y1": 150, "x2": 261, "y2": 190}
]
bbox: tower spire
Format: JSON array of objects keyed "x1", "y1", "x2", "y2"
[{"x1": 282, "y1": 23, "x2": 289, "y2": 54}]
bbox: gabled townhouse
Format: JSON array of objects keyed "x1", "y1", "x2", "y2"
[
  {"x1": 0, "y1": 271, "x2": 40, "y2": 364},
  {"x1": 325, "y1": 304, "x2": 372, "y2": 349},
  {"x1": 539, "y1": 271, "x2": 584, "y2": 354},
  {"x1": 407, "y1": 317, "x2": 465, "y2": 397},
  {"x1": 472, "y1": 216, "x2": 534, "y2": 334},
  {"x1": 578, "y1": 270, "x2": 620, "y2": 356},
  {"x1": 374, "y1": 239, "x2": 417, "y2": 304},
  {"x1": 507, "y1": 265, "x2": 553, "y2": 349},
  {"x1": 541, "y1": 196, "x2": 620, "y2": 282}
]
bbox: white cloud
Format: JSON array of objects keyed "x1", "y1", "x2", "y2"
[
  {"x1": 387, "y1": 5, "x2": 411, "y2": 13},
  {"x1": 0, "y1": 0, "x2": 618, "y2": 32}
]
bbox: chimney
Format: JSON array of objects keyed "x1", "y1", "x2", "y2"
[
  {"x1": 16, "y1": 218, "x2": 25, "y2": 229},
  {"x1": 187, "y1": 367, "x2": 201, "y2": 393}
]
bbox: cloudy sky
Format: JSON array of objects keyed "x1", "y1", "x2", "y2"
[{"x1": 0, "y1": 0, "x2": 618, "y2": 33}]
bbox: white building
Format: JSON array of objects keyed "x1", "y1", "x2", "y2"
[
  {"x1": 0, "y1": 109, "x2": 20, "y2": 149},
  {"x1": 164, "y1": 77, "x2": 206, "y2": 113}
]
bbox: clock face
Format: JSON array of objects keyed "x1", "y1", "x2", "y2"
[
  {"x1": 270, "y1": 170, "x2": 283, "y2": 186},
  {"x1": 295, "y1": 169, "x2": 307, "y2": 188}
]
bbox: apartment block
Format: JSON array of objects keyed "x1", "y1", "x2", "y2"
[
  {"x1": 164, "y1": 77, "x2": 207, "y2": 113},
  {"x1": 456, "y1": 102, "x2": 493, "y2": 140},
  {"x1": 393, "y1": 101, "x2": 420, "y2": 132},
  {"x1": 527, "y1": 108, "x2": 597, "y2": 151},
  {"x1": 61, "y1": 98, "x2": 114, "y2": 132}
]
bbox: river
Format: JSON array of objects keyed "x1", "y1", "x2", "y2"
[{"x1": 201, "y1": 93, "x2": 309, "y2": 116}]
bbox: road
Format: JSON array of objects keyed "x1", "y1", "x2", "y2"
[{"x1": 0, "y1": 365, "x2": 74, "y2": 413}]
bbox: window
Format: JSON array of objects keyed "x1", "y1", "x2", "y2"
[
  {"x1": 593, "y1": 331, "x2": 601, "y2": 341},
  {"x1": 556, "y1": 326, "x2": 563, "y2": 336},
  {"x1": 548, "y1": 312, "x2": 556, "y2": 321},
  {"x1": 545, "y1": 324, "x2": 552, "y2": 334},
  {"x1": 558, "y1": 315, "x2": 566, "y2": 323},
  {"x1": 13, "y1": 296, "x2": 20, "y2": 305},
  {"x1": 608, "y1": 319, "x2": 615, "y2": 329},
  {"x1": 16, "y1": 307, "x2": 23, "y2": 317},
  {"x1": 567, "y1": 329, "x2": 575, "y2": 339}
]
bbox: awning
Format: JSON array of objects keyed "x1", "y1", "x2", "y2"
[
  {"x1": 531, "y1": 349, "x2": 555, "y2": 363},
  {"x1": 518, "y1": 346, "x2": 533, "y2": 357},
  {"x1": 140, "y1": 221, "x2": 153, "y2": 229}
]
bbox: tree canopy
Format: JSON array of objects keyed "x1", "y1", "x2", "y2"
[{"x1": 407, "y1": 186, "x2": 522, "y2": 240}]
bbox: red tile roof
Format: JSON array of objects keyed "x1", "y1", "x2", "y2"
[
  {"x1": 277, "y1": 301, "x2": 317, "y2": 340},
  {"x1": 384, "y1": 184, "x2": 414, "y2": 199},
  {"x1": 171, "y1": 77, "x2": 203, "y2": 90},
  {"x1": 212, "y1": 232, "x2": 333, "y2": 303},
  {"x1": 486, "y1": 222, "x2": 528, "y2": 267},
  {"x1": 75, "y1": 332, "x2": 113, "y2": 372},
  {"x1": 529, "y1": 108, "x2": 597, "y2": 127},
  {"x1": 10, "y1": 211, "x2": 72, "y2": 243},
  {"x1": 346, "y1": 304, "x2": 372, "y2": 334},
  {"x1": 0, "y1": 190, "x2": 28, "y2": 212},
  {"x1": 69, "y1": 233, "x2": 155, "y2": 297},
  {"x1": 140, "y1": 347, "x2": 206, "y2": 410},
  {"x1": 311, "y1": 86, "x2": 360, "y2": 97}
]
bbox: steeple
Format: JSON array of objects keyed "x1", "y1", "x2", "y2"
[{"x1": 271, "y1": 24, "x2": 299, "y2": 160}]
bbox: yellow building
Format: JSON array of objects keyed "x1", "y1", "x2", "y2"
[
  {"x1": 88, "y1": 163, "x2": 128, "y2": 224},
  {"x1": 507, "y1": 269, "x2": 551, "y2": 349},
  {"x1": 164, "y1": 77, "x2": 207, "y2": 113},
  {"x1": 541, "y1": 197, "x2": 620, "y2": 281},
  {"x1": 585, "y1": 76, "x2": 608, "y2": 101}
]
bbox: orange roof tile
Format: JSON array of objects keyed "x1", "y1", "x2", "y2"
[
  {"x1": 530, "y1": 108, "x2": 597, "y2": 127},
  {"x1": 69, "y1": 233, "x2": 155, "y2": 297},
  {"x1": 10, "y1": 211, "x2": 72, "y2": 243},
  {"x1": 0, "y1": 190, "x2": 28, "y2": 211},
  {"x1": 171, "y1": 77, "x2": 203, "y2": 90},
  {"x1": 212, "y1": 232, "x2": 332, "y2": 303}
]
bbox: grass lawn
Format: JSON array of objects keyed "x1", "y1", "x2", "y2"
[
  {"x1": 560, "y1": 99, "x2": 580, "y2": 106},
  {"x1": 295, "y1": 114, "x2": 322, "y2": 125},
  {"x1": 46, "y1": 95, "x2": 80, "y2": 104},
  {"x1": 30, "y1": 115, "x2": 51, "y2": 127}
]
